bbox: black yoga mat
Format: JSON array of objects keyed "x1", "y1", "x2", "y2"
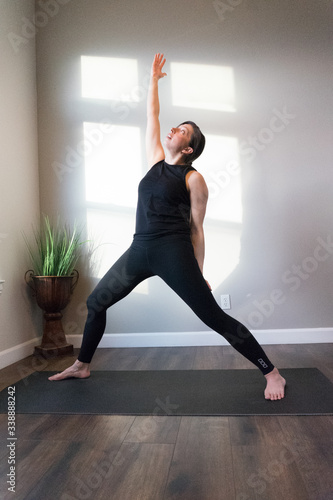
[{"x1": 1, "y1": 368, "x2": 332, "y2": 416}]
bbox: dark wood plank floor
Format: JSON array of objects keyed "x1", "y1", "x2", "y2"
[{"x1": 1, "y1": 344, "x2": 333, "y2": 500}]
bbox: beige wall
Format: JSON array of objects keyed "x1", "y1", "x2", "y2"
[
  {"x1": 35, "y1": 0, "x2": 333, "y2": 338},
  {"x1": 0, "y1": 1, "x2": 40, "y2": 357},
  {"x1": 1, "y1": 0, "x2": 332, "y2": 363}
]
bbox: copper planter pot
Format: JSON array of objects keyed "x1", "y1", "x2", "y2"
[{"x1": 25, "y1": 270, "x2": 79, "y2": 358}]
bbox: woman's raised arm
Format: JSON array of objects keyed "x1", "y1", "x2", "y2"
[{"x1": 146, "y1": 53, "x2": 167, "y2": 168}]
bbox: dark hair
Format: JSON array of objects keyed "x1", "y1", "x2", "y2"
[{"x1": 178, "y1": 121, "x2": 205, "y2": 164}]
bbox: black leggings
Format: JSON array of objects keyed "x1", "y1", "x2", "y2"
[{"x1": 78, "y1": 234, "x2": 274, "y2": 375}]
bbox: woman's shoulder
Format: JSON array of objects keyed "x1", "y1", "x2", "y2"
[
  {"x1": 150, "y1": 158, "x2": 165, "y2": 169},
  {"x1": 186, "y1": 169, "x2": 207, "y2": 193}
]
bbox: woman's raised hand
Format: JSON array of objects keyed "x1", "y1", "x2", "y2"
[{"x1": 151, "y1": 53, "x2": 167, "y2": 80}]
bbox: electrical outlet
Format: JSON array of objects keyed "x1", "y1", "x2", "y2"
[{"x1": 220, "y1": 294, "x2": 231, "y2": 310}]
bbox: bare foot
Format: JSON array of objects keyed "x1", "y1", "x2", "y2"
[
  {"x1": 264, "y1": 367, "x2": 286, "y2": 400},
  {"x1": 48, "y1": 360, "x2": 91, "y2": 381}
]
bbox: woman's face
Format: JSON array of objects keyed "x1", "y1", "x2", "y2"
[{"x1": 164, "y1": 123, "x2": 194, "y2": 155}]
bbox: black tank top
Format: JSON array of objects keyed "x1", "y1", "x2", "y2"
[{"x1": 134, "y1": 160, "x2": 196, "y2": 240}]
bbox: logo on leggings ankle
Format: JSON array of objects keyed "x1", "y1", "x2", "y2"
[{"x1": 258, "y1": 358, "x2": 268, "y2": 369}]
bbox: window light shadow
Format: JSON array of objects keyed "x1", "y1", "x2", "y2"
[
  {"x1": 81, "y1": 56, "x2": 139, "y2": 101},
  {"x1": 170, "y1": 62, "x2": 236, "y2": 112},
  {"x1": 195, "y1": 134, "x2": 242, "y2": 224},
  {"x1": 84, "y1": 122, "x2": 141, "y2": 207}
]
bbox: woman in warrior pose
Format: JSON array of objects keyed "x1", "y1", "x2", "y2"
[{"x1": 50, "y1": 53, "x2": 286, "y2": 401}]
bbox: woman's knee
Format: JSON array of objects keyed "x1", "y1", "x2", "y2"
[
  {"x1": 86, "y1": 282, "x2": 117, "y2": 312},
  {"x1": 84, "y1": 291, "x2": 106, "y2": 326}
]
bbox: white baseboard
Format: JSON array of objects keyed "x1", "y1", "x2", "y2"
[
  {"x1": 67, "y1": 328, "x2": 333, "y2": 349},
  {"x1": 1, "y1": 328, "x2": 332, "y2": 370},
  {"x1": 0, "y1": 338, "x2": 40, "y2": 370}
]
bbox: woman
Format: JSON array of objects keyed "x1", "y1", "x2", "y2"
[{"x1": 50, "y1": 53, "x2": 286, "y2": 401}]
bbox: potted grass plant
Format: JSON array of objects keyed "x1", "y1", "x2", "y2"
[{"x1": 24, "y1": 215, "x2": 86, "y2": 358}]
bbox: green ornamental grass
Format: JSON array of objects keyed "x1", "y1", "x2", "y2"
[{"x1": 24, "y1": 215, "x2": 86, "y2": 276}]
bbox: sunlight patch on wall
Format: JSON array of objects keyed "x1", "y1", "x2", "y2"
[
  {"x1": 81, "y1": 56, "x2": 139, "y2": 101},
  {"x1": 86, "y1": 208, "x2": 148, "y2": 294},
  {"x1": 195, "y1": 135, "x2": 242, "y2": 223},
  {"x1": 84, "y1": 123, "x2": 141, "y2": 207},
  {"x1": 170, "y1": 62, "x2": 236, "y2": 112},
  {"x1": 205, "y1": 228, "x2": 241, "y2": 290}
]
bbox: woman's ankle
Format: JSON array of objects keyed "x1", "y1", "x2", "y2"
[{"x1": 74, "y1": 359, "x2": 89, "y2": 369}]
